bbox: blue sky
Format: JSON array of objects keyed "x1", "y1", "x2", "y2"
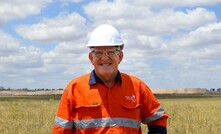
[{"x1": 1, "y1": 0, "x2": 221, "y2": 89}]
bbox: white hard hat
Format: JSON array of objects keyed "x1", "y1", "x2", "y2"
[{"x1": 87, "y1": 24, "x2": 124, "y2": 48}]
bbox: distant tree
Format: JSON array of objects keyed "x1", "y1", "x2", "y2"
[
  {"x1": 0, "y1": 86, "x2": 5, "y2": 90},
  {"x1": 210, "y1": 88, "x2": 215, "y2": 92},
  {"x1": 22, "y1": 88, "x2": 28, "y2": 90}
]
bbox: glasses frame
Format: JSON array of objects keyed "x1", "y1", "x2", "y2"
[{"x1": 90, "y1": 48, "x2": 121, "y2": 58}]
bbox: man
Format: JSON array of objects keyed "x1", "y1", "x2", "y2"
[{"x1": 52, "y1": 24, "x2": 168, "y2": 134}]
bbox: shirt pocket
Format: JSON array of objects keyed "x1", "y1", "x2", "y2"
[
  {"x1": 74, "y1": 102, "x2": 102, "y2": 120},
  {"x1": 121, "y1": 102, "x2": 142, "y2": 120}
]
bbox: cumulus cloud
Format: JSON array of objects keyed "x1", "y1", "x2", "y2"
[
  {"x1": 0, "y1": 31, "x2": 44, "y2": 69},
  {"x1": 1, "y1": 46, "x2": 44, "y2": 68},
  {"x1": 0, "y1": 0, "x2": 52, "y2": 24},
  {"x1": 0, "y1": 31, "x2": 20, "y2": 56},
  {"x1": 168, "y1": 22, "x2": 221, "y2": 59},
  {"x1": 61, "y1": 0, "x2": 83, "y2": 3},
  {"x1": 0, "y1": 32, "x2": 46, "y2": 89},
  {"x1": 123, "y1": 0, "x2": 221, "y2": 7},
  {"x1": 84, "y1": 1, "x2": 216, "y2": 35},
  {"x1": 15, "y1": 12, "x2": 87, "y2": 42}
]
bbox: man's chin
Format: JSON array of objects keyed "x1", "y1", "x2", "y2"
[{"x1": 96, "y1": 71, "x2": 114, "y2": 78}]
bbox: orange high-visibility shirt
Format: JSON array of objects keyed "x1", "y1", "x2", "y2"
[{"x1": 52, "y1": 71, "x2": 168, "y2": 134}]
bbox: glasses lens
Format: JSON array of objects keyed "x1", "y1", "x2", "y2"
[
  {"x1": 92, "y1": 49, "x2": 119, "y2": 57},
  {"x1": 93, "y1": 51, "x2": 103, "y2": 57}
]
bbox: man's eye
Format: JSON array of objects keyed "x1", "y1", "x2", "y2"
[
  {"x1": 107, "y1": 51, "x2": 115, "y2": 55},
  {"x1": 95, "y1": 51, "x2": 103, "y2": 55}
]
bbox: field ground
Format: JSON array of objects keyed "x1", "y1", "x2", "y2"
[{"x1": 0, "y1": 94, "x2": 220, "y2": 134}]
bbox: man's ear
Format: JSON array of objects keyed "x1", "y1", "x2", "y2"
[
  {"x1": 89, "y1": 53, "x2": 93, "y2": 64},
  {"x1": 118, "y1": 51, "x2": 123, "y2": 64}
]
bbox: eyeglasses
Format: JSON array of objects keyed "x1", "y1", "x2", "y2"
[{"x1": 91, "y1": 48, "x2": 120, "y2": 57}]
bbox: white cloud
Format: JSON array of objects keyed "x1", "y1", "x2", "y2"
[
  {"x1": 85, "y1": 1, "x2": 216, "y2": 35},
  {"x1": 16, "y1": 12, "x2": 87, "y2": 42},
  {"x1": 0, "y1": 32, "x2": 44, "y2": 70},
  {"x1": 168, "y1": 22, "x2": 221, "y2": 59},
  {"x1": 189, "y1": 22, "x2": 221, "y2": 46},
  {"x1": 0, "y1": 0, "x2": 52, "y2": 24},
  {"x1": 61, "y1": 0, "x2": 83, "y2": 3},
  {"x1": 0, "y1": 31, "x2": 47, "y2": 88},
  {"x1": 0, "y1": 31, "x2": 20, "y2": 56},
  {"x1": 42, "y1": 41, "x2": 89, "y2": 65},
  {"x1": 126, "y1": 0, "x2": 221, "y2": 7},
  {"x1": 1, "y1": 46, "x2": 44, "y2": 69}
]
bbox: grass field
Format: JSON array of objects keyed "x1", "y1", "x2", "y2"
[{"x1": 0, "y1": 95, "x2": 220, "y2": 134}]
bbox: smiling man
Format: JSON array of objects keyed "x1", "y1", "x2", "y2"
[
  {"x1": 89, "y1": 46, "x2": 123, "y2": 88},
  {"x1": 52, "y1": 24, "x2": 168, "y2": 134}
]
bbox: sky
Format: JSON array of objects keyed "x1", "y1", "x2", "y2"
[{"x1": 1, "y1": 0, "x2": 221, "y2": 90}]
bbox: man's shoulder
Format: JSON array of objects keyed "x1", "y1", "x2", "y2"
[{"x1": 120, "y1": 72, "x2": 151, "y2": 91}]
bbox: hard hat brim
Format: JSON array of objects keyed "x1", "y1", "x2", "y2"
[{"x1": 87, "y1": 43, "x2": 123, "y2": 47}]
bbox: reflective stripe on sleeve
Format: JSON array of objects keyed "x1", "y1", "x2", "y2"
[
  {"x1": 74, "y1": 118, "x2": 141, "y2": 129},
  {"x1": 142, "y1": 106, "x2": 165, "y2": 124},
  {"x1": 54, "y1": 116, "x2": 74, "y2": 129}
]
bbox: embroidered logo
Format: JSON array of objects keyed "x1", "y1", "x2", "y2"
[{"x1": 125, "y1": 95, "x2": 136, "y2": 102}]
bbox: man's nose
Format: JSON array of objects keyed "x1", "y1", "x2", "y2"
[{"x1": 100, "y1": 51, "x2": 109, "y2": 59}]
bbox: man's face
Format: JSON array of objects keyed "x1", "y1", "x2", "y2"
[{"x1": 89, "y1": 46, "x2": 123, "y2": 81}]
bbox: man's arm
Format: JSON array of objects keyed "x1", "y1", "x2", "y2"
[{"x1": 52, "y1": 87, "x2": 75, "y2": 134}]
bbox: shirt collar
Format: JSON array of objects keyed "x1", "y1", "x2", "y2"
[{"x1": 89, "y1": 70, "x2": 122, "y2": 85}]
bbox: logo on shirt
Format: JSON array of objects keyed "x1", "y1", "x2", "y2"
[{"x1": 125, "y1": 95, "x2": 136, "y2": 102}]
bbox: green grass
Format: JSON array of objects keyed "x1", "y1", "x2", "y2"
[{"x1": 0, "y1": 95, "x2": 220, "y2": 134}]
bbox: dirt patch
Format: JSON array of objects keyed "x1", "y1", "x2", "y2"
[
  {"x1": 0, "y1": 90, "x2": 63, "y2": 96},
  {"x1": 151, "y1": 88, "x2": 209, "y2": 94}
]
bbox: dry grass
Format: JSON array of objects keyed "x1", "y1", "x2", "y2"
[
  {"x1": 0, "y1": 99, "x2": 58, "y2": 134},
  {"x1": 142, "y1": 97, "x2": 221, "y2": 134},
  {"x1": 163, "y1": 98, "x2": 221, "y2": 134},
  {"x1": 0, "y1": 96, "x2": 220, "y2": 134}
]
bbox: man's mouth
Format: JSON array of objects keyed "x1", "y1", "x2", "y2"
[{"x1": 100, "y1": 63, "x2": 112, "y2": 66}]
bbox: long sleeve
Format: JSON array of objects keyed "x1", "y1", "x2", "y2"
[
  {"x1": 140, "y1": 82, "x2": 168, "y2": 134},
  {"x1": 52, "y1": 87, "x2": 75, "y2": 134}
]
